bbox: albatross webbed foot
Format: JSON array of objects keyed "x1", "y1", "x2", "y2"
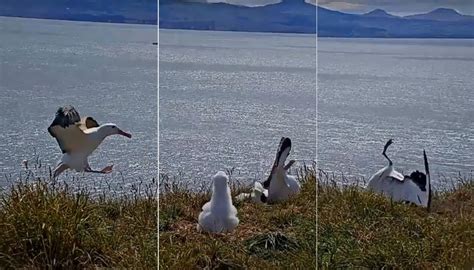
[
  {"x1": 85, "y1": 164, "x2": 113, "y2": 174},
  {"x1": 100, "y1": 165, "x2": 114, "y2": 174}
]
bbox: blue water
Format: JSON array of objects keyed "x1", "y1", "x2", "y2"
[
  {"x1": 0, "y1": 17, "x2": 157, "y2": 191},
  {"x1": 159, "y1": 29, "x2": 317, "y2": 187},
  {"x1": 318, "y1": 38, "x2": 474, "y2": 185}
]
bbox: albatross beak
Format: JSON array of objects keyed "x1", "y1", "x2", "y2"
[{"x1": 118, "y1": 129, "x2": 132, "y2": 138}]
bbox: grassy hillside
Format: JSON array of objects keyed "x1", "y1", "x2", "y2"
[
  {"x1": 0, "y1": 176, "x2": 157, "y2": 269},
  {"x1": 318, "y1": 173, "x2": 474, "y2": 268},
  {"x1": 159, "y1": 168, "x2": 317, "y2": 269},
  {"x1": 2, "y1": 166, "x2": 471, "y2": 269}
]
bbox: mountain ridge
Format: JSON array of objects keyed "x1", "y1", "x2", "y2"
[
  {"x1": 363, "y1": 9, "x2": 399, "y2": 18},
  {"x1": 0, "y1": 1, "x2": 473, "y2": 37},
  {"x1": 404, "y1": 7, "x2": 474, "y2": 22}
]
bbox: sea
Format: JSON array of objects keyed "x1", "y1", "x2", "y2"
[
  {"x1": 0, "y1": 16, "x2": 157, "y2": 192},
  {"x1": 318, "y1": 38, "x2": 473, "y2": 186},
  {"x1": 159, "y1": 29, "x2": 317, "y2": 188}
]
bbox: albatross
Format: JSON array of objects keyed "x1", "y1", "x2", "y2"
[
  {"x1": 366, "y1": 139, "x2": 432, "y2": 209},
  {"x1": 48, "y1": 105, "x2": 132, "y2": 178},
  {"x1": 197, "y1": 171, "x2": 239, "y2": 233},
  {"x1": 263, "y1": 137, "x2": 301, "y2": 203},
  {"x1": 236, "y1": 137, "x2": 301, "y2": 204}
]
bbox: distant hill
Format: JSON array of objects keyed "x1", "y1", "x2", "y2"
[
  {"x1": 0, "y1": 0, "x2": 157, "y2": 24},
  {"x1": 363, "y1": 9, "x2": 399, "y2": 19},
  {"x1": 405, "y1": 8, "x2": 474, "y2": 22},
  {"x1": 1, "y1": 0, "x2": 473, "y2": 38},
  {"x1": 316, "y1": 6, "x2": 474, "y2": 38},
  {"x1": 159, "y1": 3, "x2": 474, "y2": 38},
  {"x1": 159, "y1": 0, "x2": 316, "y2": 33}
]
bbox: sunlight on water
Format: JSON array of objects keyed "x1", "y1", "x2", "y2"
[
  {"x1": 0, "y1": 17, "x2": 157, "y2": 189},
  {"x1": 318, "y1": 38, "x2": 474, "y2": 185},
  {"x1": 159, "y1": 30, "x2": 317, "y2": 187}
]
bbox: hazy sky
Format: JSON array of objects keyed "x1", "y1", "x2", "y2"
[
  {"x1": 203, "y1": 0, "x2": 474, "y2": 15},
  {"x1": 204, "y1": 0, "x2": 316, "y2": 7},
  {"x1": 319, "y1": 0, "x2": 474, "y2": 15}
]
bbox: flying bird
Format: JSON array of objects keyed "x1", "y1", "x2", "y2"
[
  {"x1": 48, "y1": 105, "x2": 132, "y2": 178},
  {"x1": 366, "y1": 139, "x2": 432, "y2": 209},
  {"x1": 197, "y1": 171, "x2": 239, "y2": 233}
]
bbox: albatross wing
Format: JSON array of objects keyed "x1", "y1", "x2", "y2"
[
  {"x1": 79, "y1": 116, "x2": 100, "y2": 131},
  {"x1": 263, "y1": 137, "x2": 292, "y2": 189},
  {"x1": 388, "y1": 168, "x2": 405, "y2": 182},
  {"x1": 48, "y1": 106, "x2": 87, "y2": 154}
]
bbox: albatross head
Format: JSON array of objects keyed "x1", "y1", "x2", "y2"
[
  {"x1": 408, "y1": 170, "x2": 427, "y2": 191},
  {"x1": 99, "y1": 123, "x2": 132, "y2": 138},
  {"x1": 212, "y1": 171, "x2": 229, "y2": 192}
]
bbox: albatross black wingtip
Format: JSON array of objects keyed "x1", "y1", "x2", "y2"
[
  {"x1": 423, "y1": 149, "x2": 430, "y2": 177},
  {"x1": 423, "y1": 149, "x2": 432, "y2": 211},
  {"x1": 384, "y1": 139, "x2": 393, "y2": 150},
  {"x1": 382, "y1": 139, "x2": 394, "y2": 165}
]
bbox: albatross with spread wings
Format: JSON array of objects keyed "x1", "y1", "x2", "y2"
[
  {"x1": 366, "y1": 139, "x2": 432, "y2": 210},
  {"x1": 48, "y1": 105, "x2": 132, "y2": 178}
]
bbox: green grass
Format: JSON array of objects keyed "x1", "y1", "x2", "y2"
[
  {"x1": 159, "y1": 167, "x2": 317, "y2": 269},
  {"x1": 318, "y1": 172, "x2": 474, "y2": 268},
  {"x1": 3, "y1": 164, "x2": 471, "y2": 269},
  {"x1": 0, "y1": 175, "x2": 157, "y2": 269}
]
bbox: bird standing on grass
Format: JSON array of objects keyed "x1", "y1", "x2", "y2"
[
  {"x1": 263, "y1": 137, "x2": 301, "y2": 203},
  {"x1": 48, "y1": 105, "x2": 132, "y2": 178},
  {"x1": 366, "y1": 139, "x2": 432, "y2": 209},
  {"x1": 236, "y1": 137, "x2": 301, "y2": 204},
  {"x1": 198, "y1": 171, "x2": 239, "y2": 233}
]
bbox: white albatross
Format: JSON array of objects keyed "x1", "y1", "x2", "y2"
[
  {"x1": 263, "y1": 137, "x2": 301, "y2": 203},
  {"x1": 366, "y1": 139, "x2": 432, "y2": 210},
  {"x1": 48, "y1": 105, "x2": 132, "y2": 178},
  {"x1": 235, "y1": 137, "x2": 300, "y2": 204},
  {"x1": 197, "y1": 171, "x2": 239, "y2": 233}
]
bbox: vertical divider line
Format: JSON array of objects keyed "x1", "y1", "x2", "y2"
[
  {"x1": 315, "y1": 1, "x2": 319, "y2": 269},
  {"x1": 156, "y1": 0, "x2": 160, "y2": 268}
]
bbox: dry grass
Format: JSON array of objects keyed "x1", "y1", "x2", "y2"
[
  {"x1": 159, "y1": 166, "x2": 317, "y2": 269},
  {"x1": 4, "y1": 162, "x2": 471, "y2": 269},
  {"x1": 0, "y1": 173, "x2": 157, "y2": 269},
  {"x1": 318, "y1": 171, "x2": 474, "y2": 268}
]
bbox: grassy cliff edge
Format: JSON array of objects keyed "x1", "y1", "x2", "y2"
[{"x1": 0, "y1": 176, "x2": 157, "y2": 269}]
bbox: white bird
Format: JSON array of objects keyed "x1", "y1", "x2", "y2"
[
  {"x1": 366, "y1": 139, "x2": 432, "y2": 209},
  {"x1": 234, "y1": 181, "x2": 268, "y2": 204},
  {"x1": 48, "y1": 105, "x2": 132, "y2": 178},
  {"x1": 261, "y1": 137, "x2": 301, "y2": 203},
  {"x1": 197, "y1": 171, "x2": 239, "y2": 233},
  {"x1": 235, "y1": 137, "x2": 300, "y2": 204}
]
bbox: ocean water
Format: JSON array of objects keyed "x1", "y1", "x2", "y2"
[
  {"x1": 318, "y1": 38, "x2": 474, "y2": 185},
  {"x1": 159, "y1": 29, "x2": 317, "y2": 187},
  {"x1": 0, "y1": 17, "x2": 157, "y2": 190}
]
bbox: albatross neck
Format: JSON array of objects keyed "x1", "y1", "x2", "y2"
[{"x1": 88, "y1": 126, "x2": 113, "y2": 143}]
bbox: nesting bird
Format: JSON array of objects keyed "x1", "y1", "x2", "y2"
[
  {"x1": 263, "y1": 137, "x2": 301, "y2": 203},
  {"x1": 366, "y1": 139, "x2": 432, "y2": 209},
  {"x1": 237, "y1": 137, "x2": 301, "y2": 204},
  {"x1": 48, "y1": 105, "x2": 132, "y2": 178},
  {"x1": 197, "y1": 171, "x2": 239, "y2": 233}
]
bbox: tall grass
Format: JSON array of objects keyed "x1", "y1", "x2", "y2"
[
  {"x1": 317, "y1": 170, "x2": 474, "y2": 268},
  {"x1": 159, "y1": 165, "x2": 317, "y2": 269},
  {"x1": 0, "y1": 168, "x2": 157, "y2": 269}
]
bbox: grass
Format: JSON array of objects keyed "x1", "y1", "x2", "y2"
[
  {"x1": 2, "y1": 162, "x2": 471, "y2": 269},
  {"x1": 0, "y1": 171, "x2": 157, "y2": 269},
  {"x1": 318, "y1": 171, "x2": 474, "y2": 268},
  {"x1": 158, "y1": 166, "x2": 317, "y2": 269}
]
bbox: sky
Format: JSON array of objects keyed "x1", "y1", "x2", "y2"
[
  {"x1": 202, "y1": 0, "x2": 474, "y2": 15},
  {"x1": 204, "y1": 0, "x2": 316, "y2": 7},
  {"x1": 319, "y1": 0, "x2": 474, "y2": 16}
]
